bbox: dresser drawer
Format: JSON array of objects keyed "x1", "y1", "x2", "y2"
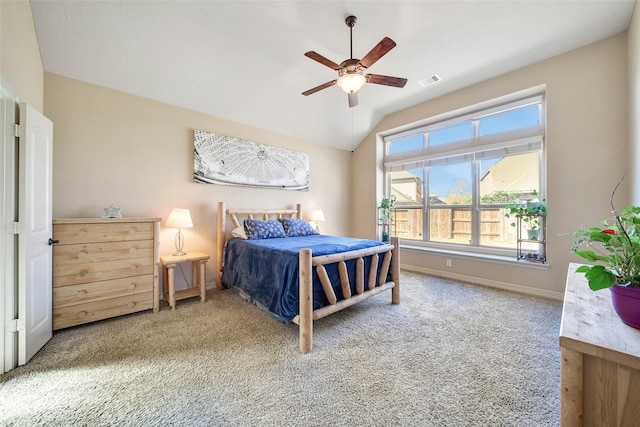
[
  {"x1": 53, "y1": 292, "x2": 154, "y2": 330},
  {"x1": 53, "y1": 240, "x2": 154, "y2": 267},
  {"x1": 53, "y1": 257, "x2": 155, "y2": 287},
  {"x1": 53, "y1": 274, "x2": 154, "y2": 308},
  {"x1": 53, "y1": 222, "x2": 154, "y2": 245}
]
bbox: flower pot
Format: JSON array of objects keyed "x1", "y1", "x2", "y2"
[
  {"x1": 526, "y1": 201, "x2": 540, "y2": 210},
  {"x1": 610, "y1": 284, "x2": 640, "y2": 329},
  {"x1": 527, "y1": 229, "x2": 541, "y2": 240}
]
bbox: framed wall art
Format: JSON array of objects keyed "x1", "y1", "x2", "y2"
[{"x1": 194, "y1": 130, "x2": 309, "y2": 191}]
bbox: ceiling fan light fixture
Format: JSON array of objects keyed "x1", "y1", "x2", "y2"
[
  {"x1": 337, "y1": 73, "x2": 366, "y2": 94},
  {"x1": 302, "y1": 15, "x2": 406, "y2": 105}
]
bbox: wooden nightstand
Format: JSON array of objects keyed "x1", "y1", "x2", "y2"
[{"x1": 160, "y1": 251, "x2": 210, "y2": 310}]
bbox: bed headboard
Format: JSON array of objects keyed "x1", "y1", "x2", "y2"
[{"x1": 215, "y1": 201, "x2": 302, "y2": 286}]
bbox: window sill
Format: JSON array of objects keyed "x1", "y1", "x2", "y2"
[{"x1": 400, "y1": 243, "x2": 550, "y2": 270}]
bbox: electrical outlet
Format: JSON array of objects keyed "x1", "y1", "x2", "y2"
[{"x1": 446, "y1": 259, "x2": 452, "y2": 267}]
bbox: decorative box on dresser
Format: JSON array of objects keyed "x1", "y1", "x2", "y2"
[
  {"x1": 560, "y1": 263, "x2": 640, "y2": 426},
  {"x1": 52, "y1": 217, "x2": 161, "y2": 330}
]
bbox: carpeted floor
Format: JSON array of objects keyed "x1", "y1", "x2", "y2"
[{"x1": 0, "y1": 271, "x2": 562, "y2": 426}]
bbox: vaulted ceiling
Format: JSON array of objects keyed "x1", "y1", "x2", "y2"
[{"x1": 31, "y1": 1, "x2": 636, "y2": 151}]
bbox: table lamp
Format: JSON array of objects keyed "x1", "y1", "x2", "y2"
[
  {"x1": 311, "y1": 209, "x2": 325, "y2": 233},
  {"x1": 165, "y1": 208, "x2": 193, "y2": 256}
]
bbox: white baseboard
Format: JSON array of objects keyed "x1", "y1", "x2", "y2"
[{"x1": 400, "y1": 264, "x2": 564, "y2": 301}]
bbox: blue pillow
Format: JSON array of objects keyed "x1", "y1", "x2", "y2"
[
  {"x1": 279, "y1": 218, "x2": 318, "y2": 237},
  {"x1": 243, "y1": 219, "x2": 286, "y2": 240}
]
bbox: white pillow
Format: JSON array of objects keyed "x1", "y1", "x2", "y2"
[{"x1": 231, "y1": 226, "x2": 248, "y2": 239}]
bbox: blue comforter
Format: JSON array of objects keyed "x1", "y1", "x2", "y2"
[{"x1": 221, "y1": 235, "x2": 388, "y2": 323}]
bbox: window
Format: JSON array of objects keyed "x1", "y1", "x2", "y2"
[{"x1": 383, "y1": 92, "x2": 545, "y2": 257}]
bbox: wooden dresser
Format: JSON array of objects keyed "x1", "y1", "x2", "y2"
[
  {"x1": 52, "y1": 217, "x2": 160, "y2": 330},
  {"x1": 560, "y1": 263, "x2": 640, "y2": 426}
]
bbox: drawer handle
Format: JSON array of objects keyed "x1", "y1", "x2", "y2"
[
  {"x1": 128, "y1": 283, "x2": 136, "y2": 292},
  {"x1": 77, "y1": 311, "x2": 88, "y2": 319},
  {"x1": 77, "y1": 290, "x2": 87, "y2": 298}
]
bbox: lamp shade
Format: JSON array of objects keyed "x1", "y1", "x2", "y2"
[
  {"x1": 337, "y1": 73, "x2": 366, "y2": 94},
  {"x1": 165, "y1": 208, "x2": 193, "y2": 229},
  {"x1": 311, "y1": 210, "x2": 325, "y2": 222}
]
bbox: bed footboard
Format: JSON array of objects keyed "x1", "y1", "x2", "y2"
[{"x1": 293, "y1": 237, "x2": 400, "y2": 354}]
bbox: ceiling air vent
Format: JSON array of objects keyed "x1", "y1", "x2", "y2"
[{"x1": 418, "y1": 74, "x2": 441, "y2": 87}]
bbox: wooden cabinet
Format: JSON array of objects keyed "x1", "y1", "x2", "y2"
[
  {"x1": 52, "y1": 217, "x2": 160, "y2": 330},
  {"x1": 560, "y1": 264, "x2": 640, "y2": 426}
]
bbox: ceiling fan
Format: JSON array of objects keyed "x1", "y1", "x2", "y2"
[{"x1": 302, "y1": 15, "x2": 407, "y2": 108}]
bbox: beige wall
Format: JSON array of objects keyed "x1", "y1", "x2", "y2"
[
  {"x1": 353, "y1": 34, "x2": 629, "y2": 298},
  {"x1": 5, "y1": 0, "x2": 636, "y2": 299},
  {"x1": 0, "y1": 0, "x2": 43, "y2": 110},
  {"x1": 44, "y1": 73, "x2": 352, "y2": 288},
  {"x1": 630, "y1": 1, "x2": 640, "y2": 203}
]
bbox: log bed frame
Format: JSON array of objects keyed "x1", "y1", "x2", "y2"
[{"x1": 216, "y1": 202, "x2": 400, "y2": 353}]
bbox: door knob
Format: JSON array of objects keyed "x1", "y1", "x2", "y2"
[{"x1": 48, "y1": 238, "x2": 59, "y2": 246}]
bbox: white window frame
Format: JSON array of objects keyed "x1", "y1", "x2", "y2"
[{"x1": 381, "y1": 88, "x2": 547, "y2": 258}]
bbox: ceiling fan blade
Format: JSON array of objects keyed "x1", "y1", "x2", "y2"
[
  {"x1": 302, "y1": 80, "x2": 337, "y2": 96},
  {"x1": 304, "y1": 51, "x2": 342, "y2": 70},
  {"x1": 359, "y1": 37, "x2": 396, "y2": 69},
  {"x1": 366, "y1": 74, "x2": 408, "y2": 88},
  {"x1": 348, "y1": 92, "x2": 358, "y2": 108}
]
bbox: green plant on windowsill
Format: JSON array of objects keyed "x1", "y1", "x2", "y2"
[
  {"x1": 379, "y1": 195, "x2": 396, "y2": 210},
  {"x1": 378, "y1": 195, "x2": 396, "y2": 224},
  {"x1": 379, "y1": 195, "x2": 396, "y2": 243},
  {"x1": 505, "y1": 198, "x2": 547, "y2": 231}
]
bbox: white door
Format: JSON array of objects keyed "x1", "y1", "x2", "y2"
[{"x1": 17, "y1": 103, "x2": 53, "y2": 365}]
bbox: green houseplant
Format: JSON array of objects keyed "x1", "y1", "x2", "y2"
[
  {"x1": 572, "y1": 207, "x2": 640, "y2": 290},
  {"x1": 378, "y1": 195, "x2": 396, "y2": 243},
  {"x1": 571, "y1": 179, "x2": 640, "y2": 328},
  {"x1": 505, "y1": 198, "x2": 547, "y2": 240}
]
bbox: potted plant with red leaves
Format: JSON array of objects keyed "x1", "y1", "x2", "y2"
[{"x1": 571, "y1": 179, "x2": 640, "y2": 328}]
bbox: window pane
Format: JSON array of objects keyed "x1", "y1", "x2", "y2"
[
  {"x1": 392, "y1": 207, "x2": 423, "y2": 240},
  {"x1": 390, "y1": 169, "x2": 424, "y2": 240},
  {"x1": 391, "y1": 168, "x2": 424, "y2": 204},
  {"x1": 389, "y1": 134, "x2": 423, "y2": 155},
  {"x1": 429, "y1": 206, "x2": 472, "y2": 245},
  {"x1": 428, "y1": 163, "x2": 472, "y2": 204},
  {"x1": 428, "y1": 163, "x2": 471, "y2": 244},
  {"x1": 479, "y1": 152, "x2": 540, "y2": 198},
  {"x1": 479, "y1": 105, "x2": 539, "y2": 136},
  {"x1": 479, "y1": 151, "x2": 540, "y2": 248},
  {"x1": 429, "y1": 122, "x2": 472, "y2": 147},
  {"x1": 478, "y1": 207, "x2": 516, "y2": 248}
]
